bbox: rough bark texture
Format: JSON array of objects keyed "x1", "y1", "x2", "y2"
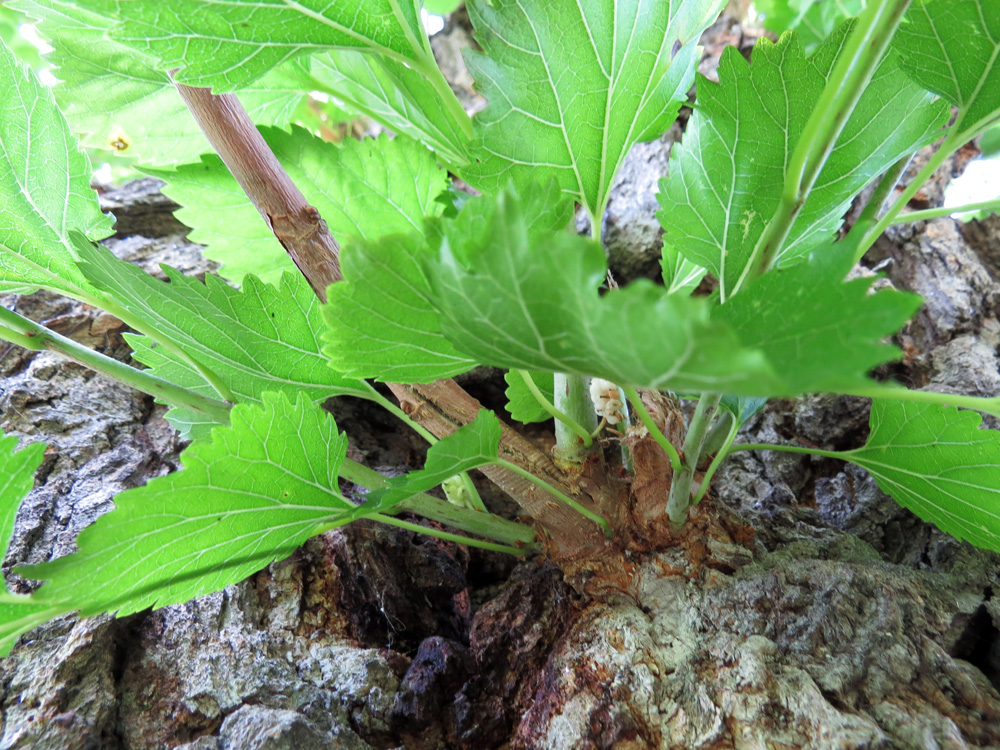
[{"x1": 2, "y1": 15, "x2": 1000, "y2": 750}]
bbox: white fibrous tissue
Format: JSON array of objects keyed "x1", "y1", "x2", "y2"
[{"x1": 589, "y1": 378, "x2": 626, "y2": 424}]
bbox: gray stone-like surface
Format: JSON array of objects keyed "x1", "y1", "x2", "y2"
[{"x1": 217, "y1": 706, "x2": 330, "y2": 750}]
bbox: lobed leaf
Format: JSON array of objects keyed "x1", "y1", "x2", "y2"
[
  {"x1": 10, "y1": 0, "x2": 308, "y2": 167},
  {"x1": 0, "y1": 597, "x2": 65, "y2": 658},
  {"x1": 718, "y1": 395, "x2": 768, "y2": 427},
  {"x1": 145, "y1": 129, "x2": 448, "y2": 285},
  {"x1": 894, "y1": 0, "x2": 1000, "y2": 140},
  {"x1": 322, "y1": 234, "x2": 477, "y2": 383},
  {"x1": 22, "y1": 393, "x2": 353, "y2": 617},
  {"x1": 756, "y1": 0, "x2": 866, "y2": 52},
  {"x1": 845, "y1": 399, "x2": 1000, "y2": 554},
  {"x1": 93, "y1": 0, "x2": 434, "y2": 91},
  {"x1": 714, "y1": 243, "x2": 922, "y2": 395},
  {"x1": 322, "y1": 180, "x2": 568, "y2": 384},
  {"x1": 660, "y1": 246, "x2": 707, "y2": 296},
  {"x1": 504, "y1": 371, "x2": 556, "y2": 425},
  {"x1": 0, "y1": 436, "x2": 45, "y2": 575},
  {"x1": 349, "y1": 410, "x2": 502, "y2": 517},
  {"x1": 0, "y1": 436, "x2": 56, "y2": 657},
  {"x1": 0, "y1": 38, "x2": 111, "y2": 295},
  {"x1": 657, "y1": 26, "x2": 948, "y2": 299},
  {"x1": 424, "y1": 185, "x2": 782, "y2": 394},
  {"x1": 75, "y1": 239, "x2": 373, "y2": 413},
  {"x1": 423, "y1": 186, "x2": 916, "y2": 397},
  {"x1": 462, "y1": 0, "x2": 726, "y2": 221},
  {"x1": 311, "y1": 51, "x2": 471, "y2": 166}
]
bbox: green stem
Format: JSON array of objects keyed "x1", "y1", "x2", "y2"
[
  {"x1": 851, "y1": 155, "x2": 913, "y2": 233},
  {"x1": 842, "y1": 383, "x2": 1000, "y2": 419},
  {"x1": 856, "y1": 130, "x2": 960, "y2": 261},
  {"x1": 413, "y1": 56, "x2": 474, "y2": 141},
  {"x1": 666, "y1": 393, "x2": 722, "y2": 527},
  {"x1": 517, "y1": 370, "x2": 593, "y2": 448},
  {"x1": 622, "y1": 386, "x2": 682, "y2": 474},
  {"x1": 27, "y1": 249, "x2": 236, "y2": 405},
  {"x1": 458, "y1": 471, "x2": 488, "y2": 513},
  {"x1": 692, "y1": 414, "x2": 740, "y2": 505},
  {"x1": 368, "y1": 513, "x2": 529, "y2": 555},
  {"x1": 0, "y1": 307, "x2": 233, "y2": 425},
  {"x1": 368, "y1": 390, "x2": 438, "y2": 444},
  {"x1": 495, "y1": 458, "x2": 611, "y2": 536},
  {"x1": 726, "y1": 389, "x2": 1000, "y2": 465},
  {"x1": 889, "y1": 198, "x2": 1000, "y2": 225},
  {"x1": 552, "y1": 373, "x2": 597, "y2": 465},
  {"x1": 337, "y1": 458, "x2": 534, "y2": 547},
  {"x1": 726, "y1": 387, "x2": 1000, "y2": 458},
  {"x1": 732, "y1": 0, "x2": 913, "y2": 297},
  {"x1": 97, "y1": 297, "x2": 237, "y2": 403},
  {"x1": 366, "y1": 389, "x2": 486, "y2": 511},
  {"x1": 725, "y1": 442, "x2": 843, "y2": 460}
]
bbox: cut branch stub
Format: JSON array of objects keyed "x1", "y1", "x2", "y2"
[{"x1": 172, "y1": 80, "x2": 342, "y2": 299}]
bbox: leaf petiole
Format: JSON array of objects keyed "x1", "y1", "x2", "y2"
[
  {"x1": 368, "y1": 513, "x2": 530, "y2": 555},
  {"x1": 495, "y1": 459, "x2": 611, "y2": 536},
  {"x1": 692, "y1": 413, "x2": 741, "y2": 505},
  {"x1": 368, "y1": 389, "x2": 439, "y2": 444},
  {"x1": 518, "y1": 370, "x2": 593, "y2": 448},
  {"x1": 889, "y1": 198, "x2": 1000, "y2": 225},
  {"x1": 842, "y1": 384, "x2": 1000, "y2": 419},
  {"x1": 622, "y1": 386, "x2": 682, "y2": 474},
  {"x1": 0, "y1": 306, "x2": 233, "y2": 425},
  {"x1": 850, "y1": 155, "x2": 913, "y2": 234},
  {"x1": 666, "y1": 392, "x2": 721, "y2": 526},
  {"x1": 337, "y1": 457, "x2": 529, "y2": 545},
  {"x1": 735, "y1": 0, "x2": 913, "y2": 293},
  {"x1": 725, "y1": 442, "x2": 843, "y2": 460}
]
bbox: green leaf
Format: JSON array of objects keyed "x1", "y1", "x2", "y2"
[
  {"x1": 0, "y1": 38, "x2": 111, "y2": 295},
  {"x1": 22, "y1": 392, "x2": 352, "y2": 617},
  {"x1": 311, "y1": 51, "x2": 471, "y2": 166},
  {"x1": 0, "y1": 436, "x2": 45, "y2": 582},
  {"x1": 660, "y1": 245, "x2": 706, "y2": 296},
  {"x1": 145, "y1": 129, "x2": 448, "y2": 285},
  {"x1": 97, "y1": 0, "x2": 435, "y2": 91},
  {"x1": 714, "y1": 243, "x2": 921, "y2": 394},
  {"x1": 504, "y1": 371, "x2": 555, "y2": 424},
  {"x1": 719, "y1": 395, "x2": 767, "y2": 426},
  {"x1": 0, "y1": 596, "x2": 65, "y2": 658},
  {"x1": 657, "y1": 27, "x2": 948, "y2": 299},
  {"x1": 424, "y1": 0, "x2": 462, "y2": 14},
  {"x1": 323, "y1": 234, "x2": 477, "y2": 383},
  {"x1": 0, "y1": 3, "x2": 49, "y2": 72},
  {"x1": 424, "y1": 188, "x2": 917, "y2": 398},
  {"x1": 322, "y1": 180, "x2": 567, "y2": 384},
  {"x1": 10, "y1": 0, "x2": 309, "y2": 167},
  {"x1": 894, "y1": 0, "x2": 1000, "y2": 140},
  {"x1": 0, "y1": 435, "x2": 55, "y2": 656},
  {"x1": 756, "y1": 0, "x2": 866, "y2": 52},
  {"x1": 75, "y1": 240, "x2": 373, "y2": 409},
  {"x1": 462, "y1": 0, "x2": 726, "y2": 221},
  {"x1": 980, "y1": 124, "x2": 1000, "y2": 159},
  {"x1": 351, "y1": 410, "x2": 502, "y2": 517},
  {"x1": 424, "y1": 184, "x2": 783, "y2": 394},
  {"x1": 844, "y1": 399, "x2": 1000, "y2": 554}
]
